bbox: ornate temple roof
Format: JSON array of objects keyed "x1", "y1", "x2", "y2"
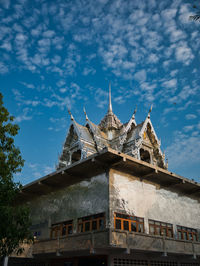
[
  {"x1": 57, "y1": 86, "x2": 167, "y2": 170},
  {"x1": 99, "y1": 111, "x2": 123, "y2": 131}
]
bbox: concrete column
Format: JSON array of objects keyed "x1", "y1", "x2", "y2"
[
  {"x1": 144, "y1": 216, "x2": 149, "y2": 234},
  {"x1": 107, "y1": 255, "x2": 113, "y2": 266},
  {"x1": 3, "y1": 257, "x2": 8, "y2": 266}
]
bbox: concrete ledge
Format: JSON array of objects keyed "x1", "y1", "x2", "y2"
[
  {"x1": 32, "y1": 229, "x2": 200, "y2": 257},
  {"x1": 32, "y1": 230, "x2": 109, "y2": 255},
  {"x1": 111, "y1": 230, "x2": 200, "y2": 255}
]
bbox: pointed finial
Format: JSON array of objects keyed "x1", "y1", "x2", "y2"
[
  {"x1": 166, "y1": 158, "x2": 168, "y2": 169},
  {"x1": 108, "y1": 82, "x2": 112, "y2": 113},
  {"x1": 133, "y1": 105, "x2": 137, "y2": 116},
  {"x1": 148, "y1": 104, "x2": 153, "y2": 118},
  {"x1": 83, "y1": 107, "x2": 88, "y2": 121},
  {"x1": 68, "y1": 108, "x2": 74, "y2": 120}
]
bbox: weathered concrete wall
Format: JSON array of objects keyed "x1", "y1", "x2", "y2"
[
  {"x1": 110, "y1": 170, "x2": 200, "y2": 234},
  {"x1": 29, "y1": 173, "x2": 108, "y2": 239},
  {"x1": 33, "y1": 230, "x2": 109, "y2": 255}
]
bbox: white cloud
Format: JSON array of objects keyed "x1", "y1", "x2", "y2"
[
  {"x1": 31, "y1": 25, "x2": 43, "y2": 37},
  {"x1": 27, "y1": 162, "x2": 55, "y2": 179},
  {"x1": 43, "y1": 30, "x2": 55, "y2": 38},
  {"x1": 13, "y1": 23, "x2": 24, "y2": 33},
  {"x1": 1, "y1": 0, "x2": 10, "y2": 9},
  {"x1": 178, "y1": 4, "x2": 192, "y2": 24},
  {"x1": 52, "y1": 36, "x2": 64, "y2": 50},
  {"x1": 163, "y1": 107, "x2": 175, "y2": 115},
  {"x1": 170, "y1": 70, "x2": 178, "y2": 77},
  {"x1": 113, "y1": 95, "x2": 125, "y2": 104},
  {"x1": 14, "y1": 108, "x2": 32, "y2": 122},
  {"x1": 94, "y1": 87, "x2": 108, "y2": 108},
  {"x1": 143, "y1": 31, "x2": 162, "y2": 50},
  {"x1": 31, "y1": 54, "x2": 42, "y2": 65},
  {"x1": 185, "y1": 114, "x2": 197, "y2": 120},
  {"x1": 161, "y1": 8, "x2": 177, "y2": 20},
  {"x1": 162, "y1": 78, "x2": 177, "y2": 89},
  {"x1": 169, "y1": 28, "x2": 187, "y2": 43},
  {"x1": 0, "y1": 26, "x2": 11, "y2": 40},
  {"x1": 20, "y1": 82, "x2": 35, "y2": 89},
  {"x1": 166, "y1": 130, "x2": 200, "y2": 168},
  {"x1": 134, "y1": 70, "x2": 146, "y2": 83},
  {"x1": 183, "y1": 125, "x2": 194, "y2": 132},
  {"x1": 178, "y1": 85, "x2": 197, "y2": 102},
  {"x1": 48, "y1": 117, "x2": 67, "y2": 131},
  {"x1": 1, "y1": 41, "x2": 12, "y2": 51},
  {"x1": 15, "y1": 33, "x2": 27, "y2": 42},
  {"x1": 59, "y1": 88, "x2": 67, "y2": 93},
  {"x1": 0, "y1": 62, "x2": 8, "y2": 74},
  {"x1": 24, "y1": 100, "x2": 40, "y2": 106},
  {"x1": 147, "y1": 53, "x2": 159, "y2": 64},
  {"x1": 83, "y1": 67, "x2": 96, "y2": 76},
  {"x1": 51, "y1": 55, "x2": 61, "y2": 64},
  {"x1": 175, "y1": 44, "x2": 194, "y2": 65},
  {"x1": 44, "y1": 165, "x2": 55, "y2": 175},
  {"x1": 56, "y1": 79, "x2": 66, "y2": 87}
]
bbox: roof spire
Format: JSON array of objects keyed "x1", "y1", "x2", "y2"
[
  {"x1": 108, "y1": 82, "x2": 112, "y2": 113},
  {"x1": 83, "y1": 107, "x2": 89, "y2": 121},
  {"x1": 68, "y1": 108, "x2": 74, "y2": 121},
  {"x1": 148, "y1": 104, "x2": 153, "y2": 118},
  {"x1": 133, "y1": 105, "x2": 137, "y2": 116}
]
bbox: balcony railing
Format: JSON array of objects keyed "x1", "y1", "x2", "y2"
[
  {"x1": 32, "y1": 229, "x2": 200, "y2": 257},
  {"x1": 111, "y1": 229, "x2": 200, "y2": 256}
]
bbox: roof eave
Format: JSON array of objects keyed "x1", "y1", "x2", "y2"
[{"x1": 18, "y1": 148, "x2": 200, "y2": 202}]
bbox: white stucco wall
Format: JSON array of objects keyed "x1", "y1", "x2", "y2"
[
  {"x1": 29, "y1": 173, "x2": 108, "y2": 239},
  {"x1": 110, "y1": 171, "x2": 200, "y2": 233}
]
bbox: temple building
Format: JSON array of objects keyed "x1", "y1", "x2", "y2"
[
  {"x1": 57, "y1": 87, "x2": 166, "y2": 170},
  {"x1": 14, "y1": 87, "x2": 200, "y2": 266}
]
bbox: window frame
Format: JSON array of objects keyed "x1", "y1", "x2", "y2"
[
  {"x1": 114, "y1": 213, "x2": 144, "y2": 233},
  {"x1": 50, "y1": 220, "x2": 73, "y2": 239},
  {"x1": 148, "y1": 219, "x2": 174, "y2": 238},
  {"x1": 177, "y1": 225, "x2": 198, "y2": 242},
  {"x1": 78, "y1": 213, "x2": 105, "y2": 233}
]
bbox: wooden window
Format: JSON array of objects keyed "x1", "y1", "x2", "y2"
[
  {"x1": 177, "y1": 225, "x2": 198, "y2": 241},
  {"x1": 149, "y1": 219, "x2": 173, "y2": 238},
  {"x1": 114, "y1": 213, "x2": 144, "y2": 233},
  {"x1": 50, "y1": 220, "x2": 73, "y2": 238},
  {"x1": 78, "y1": 213, "x2": 105, "y2": 233}
]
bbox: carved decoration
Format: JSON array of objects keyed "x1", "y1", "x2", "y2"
[{"x1": 57, "y1": 100, "x2": 167, "y2": 169}]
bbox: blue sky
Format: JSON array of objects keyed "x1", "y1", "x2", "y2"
[{"x1": 0, "y1": 0, "x2": 200, "y2": 184}]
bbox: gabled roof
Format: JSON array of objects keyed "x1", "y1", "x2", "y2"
[
  {"x1": 139, "y1": 116, "x2": 160, "y2": 146},
  {"x1": 126, "y1": 122, "x2": 144, "y2": 141},
  {"x1": 73, "y1": 121, "x2": 94, "y2": 144},
  {"x1": 99, "y1": 110, "x2": 123, "y2": 131},
  {"x1": 59, "y1": 87, "x2": 166, "y2": 169},
  {"x1": 86, "y1": 120, "x2": 108, "y2": 149}
]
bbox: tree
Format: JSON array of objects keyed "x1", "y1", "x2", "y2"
[{"x1": 0, "y1": 92, "x2": 33, "y2": 262}]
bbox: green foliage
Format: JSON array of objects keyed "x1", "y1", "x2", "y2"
[{"x1": 0, "y1": 92, "x2": 33, "y2": 258}]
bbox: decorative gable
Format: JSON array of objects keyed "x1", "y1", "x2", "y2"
[
  {"x1": 57, "y1": 121, "x2": 98, "y2": 170},
  {"x1": 139, "y1": 120, "x2": 166, "y2": 169},
  {"x1": 57, "y1": 124, "x2": 80, "y2": 169},
  {"x1": 143, "y1": 130, "x2": 152, "y2": 146},
  {"x1": 57, "y1": 88, "x2": 167, "y2": 170}
]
